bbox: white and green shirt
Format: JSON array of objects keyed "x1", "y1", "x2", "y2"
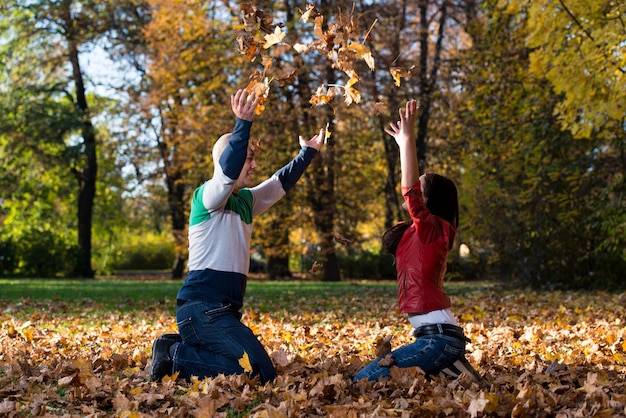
[{"x1": 177, "y1": 118, "x2": 317, "y2": 311}]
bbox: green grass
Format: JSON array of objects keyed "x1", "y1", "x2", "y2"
[
  {"x1": 0, "y1": 278, "x2": 181, "y2": 303},
  {"x1": 0, "y1": 278, "x2": 490, "y2": 316}
]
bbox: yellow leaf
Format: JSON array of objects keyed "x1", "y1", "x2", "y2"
[
  {"x1": 238, "y1": 351, "x2": 253, "y2": 373},
  {"x1": 161, "y1": 371, "x2": 179, "y2": 383},
  {"x1": 22, "y1": 327, "x2": 34, "y2": 342},
  {"x1": 280, "y1": 330, "x2": 293, "y2": 343},
  {"x1": 461, "y1": 312, "x2": 474, "y2": 321},
  {"x1": 309, "y1": 86, "x2": 337, "y2": 107},
  {"x1": 246, "y1": 78, "x2": 271, "y2": 114},
  {"x1": 390, "y1": 66, "x2": 414, "y2": 87},
  {"x1": 119, "y1": 412, "x2": 142, "y2": 418},
  {"x1": 344, "y1": 76, "x2": 361, "y2": 105},
  {"x1": 346, "y1": 43, "x2": 375, "y2": 70},
  {"x1": 123, "y1": 367, "x2": 141, "y2": 377},
  {"x1": 484, "y1": 392, "x2": 500, "y2": 412},
  {"x1": 263, "y1": 26, "x2": 285, "y2": 49}
]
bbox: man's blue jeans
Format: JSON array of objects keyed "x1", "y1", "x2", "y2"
[
  {"x1": 172, "y1": 301, "x2": 276, "y2": 383},
  {"x1": 353, "y1": 333, "x2": 466, "y2": 381}
]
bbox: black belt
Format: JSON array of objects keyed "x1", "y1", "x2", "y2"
[{"x1": 413, "y1": 323, "x2": 471, "y2": 342}]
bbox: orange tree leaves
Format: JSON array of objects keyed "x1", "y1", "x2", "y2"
[
  {"x1": 235, "y1": 3, "x2": 377, "y2": 112},
  {"x1": 1, "y1": 284, "x2": 626, "y2": 416}
]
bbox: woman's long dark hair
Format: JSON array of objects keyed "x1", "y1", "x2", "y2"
[{"x1": 382, "y1": 173, "x2": 459, "y2": 256}]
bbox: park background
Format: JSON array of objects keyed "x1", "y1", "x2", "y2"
[
  {"x1": 1, "y1": 1, "x2": 625, "y2": 416},
  {"x1": 1, "y1": 0, "x2": 623, "y2": 289}
]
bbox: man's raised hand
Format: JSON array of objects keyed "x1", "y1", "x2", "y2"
[
  {"x1": 299, "y1": 127, "x2": 326, "y2": 152},
  {"x1": 231, "y1": 89, "x2": 259, "y2": 122}
]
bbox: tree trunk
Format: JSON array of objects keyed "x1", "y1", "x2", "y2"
[
  {"x1": 310, "y1": 106, "x2": 341, "y2": 282},
  {"x1": 416, "y1": 0, "x2": 447, "y2": 173},
  {"x1": 162, "y1": 147, "x2": 187, "y2": 280},
  {"x1": 65, "y1": 7, "x2": 96, "y2": 279},
  {"x1": 170, "y1": 215, "x2": 187, "y2": 280},
  {"x1": 267, "y1": 256, "x2": 291, "y2": 279},
  {"x1": 365, "y1": 0, "x2": 408, "y2": 228},
  {"x1": 266, "y1": 216, "x2": 292, "y2": 280},
  {"x1": 169, "y1": 175, "x2": 186, "y2": 280}
]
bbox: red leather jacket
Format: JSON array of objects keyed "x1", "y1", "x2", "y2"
[{"x1": 395, "y1": 184, "x2": 456, "y2": 314}]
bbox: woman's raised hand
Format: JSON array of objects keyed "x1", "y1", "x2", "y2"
[{"x1": 385, "y1": 99, "x2": 418, "y2": 147}]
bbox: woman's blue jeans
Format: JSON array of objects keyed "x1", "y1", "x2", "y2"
[
  {"x1": 353, "y1": 333, "x2": 466, "y2": 381},
  {"x1": 172, "y1": 301, "x2": 276, "y2": 383}
]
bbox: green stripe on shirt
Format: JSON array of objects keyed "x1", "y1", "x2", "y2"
[{"x1": 189, "y1": 184, "x2": 253, "y2": 227}]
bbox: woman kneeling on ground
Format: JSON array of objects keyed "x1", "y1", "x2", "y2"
[{"x1": 353, "y1": 99, "x2": 480, "y2": 383}]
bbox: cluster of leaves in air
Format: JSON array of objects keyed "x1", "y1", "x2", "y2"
[
  {"x1": 1, "y1": 284, "x2": 626, "y2": 416},
  {"x1": 235, "y1": 3, "x2": 379, "y2": 114}
]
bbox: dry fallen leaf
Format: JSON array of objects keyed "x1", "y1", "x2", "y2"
[
  {"x1": 2, "y1": 284, "x2": 626, "y2": 416},
  {"x1": 377, "y1": 354, "x2": 394, "y2": 367},
  {"x1": 238, "y1": 351, "x2": 253, "y2": 373},
  {"x1": 374, "y1": 334, "x2": 393, "y2": 357},
  {"x1": 467, "y1": 392, "x2": 490, "y2": 418}
]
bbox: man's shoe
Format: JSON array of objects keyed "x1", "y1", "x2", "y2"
[
  {"x1": 150, "y1": 337, "x2": 176, "y2": 382},
  {"x1": 440, "y1": 357, "x2": 481, "y2": 383}
]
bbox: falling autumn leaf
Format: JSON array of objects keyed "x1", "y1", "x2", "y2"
[
  {"x1": 246, "y1": 78, "x2": 271, "y2": 115},
  {"x1": 263, "y1": 26, "x2": 286, "y2": 49},
  {"x1": 370, "y1": 101, "x2": 386, "y2": 115},
  {"x1": 390, "y1": 66, "x2": 415, "y2": 87},
  {"x1": 236, "y1": 3, "x2": 378, "y2": 113},
  {"x1": 309, "y1": 260, "x2": 323, "y2": 274},
  {"x1": 343, "y1": 43, "x2": 375, "y2": 70},
  {"x1": 299, "y1": 4, "x2": 319, "y2": 23},
  {"x1": 343, "y1": 76, "x2": 361, "y2": 105},
  {"x1": 331, "y1": 232, "x2": 351, "y2": 246},
  {"x1": 309, "y1": 85, "x2": 339, "y2": 107}
]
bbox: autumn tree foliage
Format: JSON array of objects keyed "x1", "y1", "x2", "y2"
[
  {"x1": 314, "y1": 0, "x2": 478, "y2": 231},
  {"x1": 500, "y1": 0, "x2": 625, "y2": 140},
  {"x1": 116, "y1": 0, "x2": 243, "y2": 279},
  {"x1": 448, "y1": 0, "x2": 626, "y2": 288},
  {"x1": 231, "y1": 0, "x2": 479, "y2": 280},
  {"x1": 233, "y1": 1, "x2": 382, "y2": 281},
  {"x1": 0, "y1": 0, "x2": 146, "y2": 278},
  {"x1": 0, "y1": 0, "x2": 623, "y2": 287}
]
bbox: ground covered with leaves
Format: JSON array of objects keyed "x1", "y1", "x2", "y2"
[{"x1": 1, "y1": 280, "x2": 625, "y2": 417}]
